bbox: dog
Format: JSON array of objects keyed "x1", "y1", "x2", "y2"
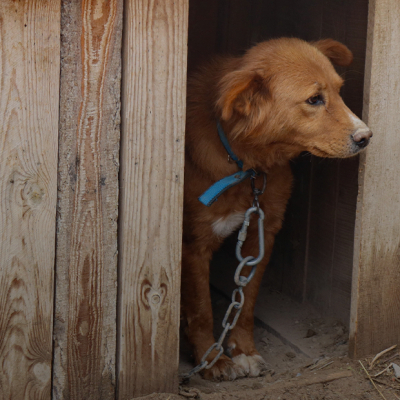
[{"x1": 182, "y1": 38, "x2": 372, "y2": 381}]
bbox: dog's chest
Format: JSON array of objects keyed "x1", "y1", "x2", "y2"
[{"x1": 212, "y1": 212, "x2": 245, "y2": 239}]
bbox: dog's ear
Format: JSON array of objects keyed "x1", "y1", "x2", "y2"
[
  {"x1": 312, "y1": 39, "x2": 353, "y2": 67},
  {"x1": 216, "y1": 70, "x2": 267, "y2": 121}
]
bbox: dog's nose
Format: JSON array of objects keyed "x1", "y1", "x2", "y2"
[{"x1": 352, "y1": 127, "x2": 373, "y2": 148}]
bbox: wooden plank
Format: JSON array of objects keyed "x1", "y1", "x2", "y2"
[
  {"x1": 53, "y1": 0, "x2": 123, "y2": 398},
  {"x1": 340, "y1": 0, "x2": 370, "y2": 118},
  {"x1": 277, "y1": 156, "x2": 313, "y2": 301},
  {"x1": 305, "y1": 158, "x2": 339, "y2": 309},
  {"x1": 250, "y1": 0, "x2": 323, "y2": 42},
  {"x1": 187, "y1": 0, "x2": 219, "y2": 73},
  {"x1": 216, "y1": 0, "x2": 252, "y2": 54},
  {"x1": 350, "y1": 0, "x2": 400, "y2": 358},
  {"x1": 117, "y1": 1, "x2": 188, "y2": 398},
  {"x1": 0, "y1": 1, "x2": 60, "y2": 399},
  {"x1": 330, "y1": 157, "x2": 360, "y2": 323},
  {"x1": 188, "y1": 0, "x2": 252, "y2": 74}
]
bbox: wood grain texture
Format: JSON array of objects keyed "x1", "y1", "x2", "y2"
[
  {"x1": 350, "y1": 0, "x2": 400, "y2": 358},
  {"x1": 0, "y1": 1, "x2": 60, "y2": 399},
  {"x1": 117, "y1": 1, "x2": 188, "y2": 398},
  {"x1": 53, "y1": 0, "x2": 122, "y2": 398}
]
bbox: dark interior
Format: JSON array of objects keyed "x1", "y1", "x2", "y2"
[{"x1": 188, "y1": 0, "x2": 369, "y2": 325}]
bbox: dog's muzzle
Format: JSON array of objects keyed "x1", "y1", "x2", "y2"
[{"x1": 351, "y1": 127, "x2": 373, "y2": 149}]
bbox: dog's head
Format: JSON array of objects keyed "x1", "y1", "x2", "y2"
[{"x1": 216, "y1": 38, "x2": 372, "y2": 159}]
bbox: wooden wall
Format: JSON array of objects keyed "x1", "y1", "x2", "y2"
[{"x1": 0, "y1": 0, "x2": 188, "y2": 399}]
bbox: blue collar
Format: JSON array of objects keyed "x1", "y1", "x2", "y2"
[
  {"x1": 216, "y1": 121, "x2": 244, "y2": 170},
  {"x1": 198, "y1": 122, "x2": 257, "y2": 207}
]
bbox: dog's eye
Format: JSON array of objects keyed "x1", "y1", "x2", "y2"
[{"x1": 306, "y1": 94, "x2": 324, "y2": 105}]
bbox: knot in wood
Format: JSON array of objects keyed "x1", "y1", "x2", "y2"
[
  {"x1": 24, "y1": 179, "x2": 45, "y2": 206},
  {"x1": 79, "y1": 321, "x2": 89, "y2": 336},
  {"x1": 32, "y1": 362, "x2": 51, "y2": 384},
  {"x1": 151, "y1": 293, "x2": 161, "y2": 304}
]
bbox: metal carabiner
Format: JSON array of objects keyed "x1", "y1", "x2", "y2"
[{"x1": 235, "y1": 206, "x2": 265, "y2": 266}]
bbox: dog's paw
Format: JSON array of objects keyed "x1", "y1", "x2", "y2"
[
  {"x1": 202, "y1": 354, "x2": 246, "y2": 381},
  {"x1": 232, "y1": 353, "x2": 270, "y2": 377}
]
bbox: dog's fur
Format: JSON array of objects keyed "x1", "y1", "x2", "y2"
[{"x1": 182, "y1": 38, "x2": 372, "y2": 381}]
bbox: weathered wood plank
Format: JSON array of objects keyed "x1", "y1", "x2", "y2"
[
  {"x1": 0, "y1": 1, "x2": 60, "y2": 399},
  {"x1": 117, "y1": 0, "x2": 188, "y2": 398},
  {"x1": 350, "y1": 0, "x2": 400, "y2": 358},
  {"x1": 53, "y1": 0, "x2": 123, "y2": 398}
]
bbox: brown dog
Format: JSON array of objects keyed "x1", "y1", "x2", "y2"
[{"x1": 182, "y1": 38, "x2": 372, "y2": 381}]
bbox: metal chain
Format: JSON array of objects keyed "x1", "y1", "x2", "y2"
[
  {"x1": 181, "y1": 176, "x2": 266, "y2": 382},
  {"x1": 251, "y1": 171, "x2": 267, "y2": 209}
]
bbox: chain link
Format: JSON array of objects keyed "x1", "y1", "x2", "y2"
[{"x1": 181, "y1": 188, "x2": 265, "y2": 382}]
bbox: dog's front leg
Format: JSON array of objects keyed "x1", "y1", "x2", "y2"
[
  {"x1": 226, "y1": 228, "x2": 278, "y2": 377},
  {"x1": 181, "y1": 242, "x2": 247, "y2": 381}
]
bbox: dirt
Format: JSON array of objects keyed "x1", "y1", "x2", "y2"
[{"x1": 135, "y1": 290, "x2": 400, "y2": 400}]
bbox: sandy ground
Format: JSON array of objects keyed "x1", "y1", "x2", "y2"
[{"x1": 135, "y1": 289, "x2": 400, "y2": 400}]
